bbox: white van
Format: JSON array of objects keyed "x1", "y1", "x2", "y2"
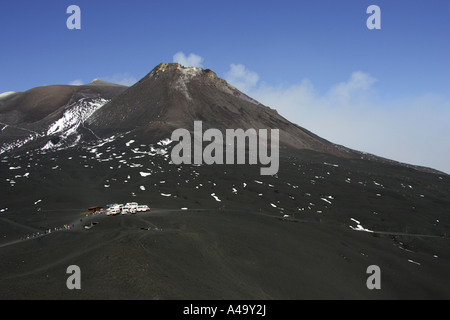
[
  {"x1": 126, "y1": 202, "x2": 138, "y2": 207},
  {"x1": 122, "y1": 205, "x2": 137, "y2": 214},
  {"x1": 107, "y1": 206, "x2": 121, "y2": 216},
  {"x1": 137, "y1": 205, "x2": 150, "y2": 212},
  {"x1": 125, "y1": 202, "x2": 138, "y2": 214}
]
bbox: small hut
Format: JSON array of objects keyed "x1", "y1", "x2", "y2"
[{"x1": 88, "y1": 206, "x2": 103, "y2": 214}]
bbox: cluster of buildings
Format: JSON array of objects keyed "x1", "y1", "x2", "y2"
[{"x1": 88, "y1": 202, "x2": 150, "y2": 216}]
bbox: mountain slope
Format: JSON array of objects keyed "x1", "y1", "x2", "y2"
[
  {"x1": 1, "y1": 64, "x2": 445, "y2": 175},
  {"x1": 86, "y1": 63, "x2": 355, "y2": 158},
  {"x1": 0, "y1": 64, "x2": 448, "y2": 299},
  {"x1": 0, "y1": 81, "x2": 128, "y2": 153}
]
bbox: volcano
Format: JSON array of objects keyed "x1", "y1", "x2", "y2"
[
  {"x1": 0, "y1": 63, "x2": 448, "y2": 300},
  {"x1": 85, "y1": 63, "x2": 352, "y2": 157}
]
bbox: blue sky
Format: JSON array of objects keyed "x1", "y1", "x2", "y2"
[{"x1": 1, "y1": 0, "x2": 449, "y2": 172}]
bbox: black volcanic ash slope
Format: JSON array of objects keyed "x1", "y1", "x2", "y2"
[
  {"x1": 0, "y1": 64, "x2": 449, "y2": 299},
  {"x1": 0, "y1": 136, "x2": 449, "y2": 299}
]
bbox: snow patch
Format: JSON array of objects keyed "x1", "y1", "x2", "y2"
[
  {"x1": 323, "y1": 162, "x2": 339, "y2": 167},
  {"x1": 349, "y1": 218, "x2": 373, "y2": 233},
  {"x1": 140, "y1": 172, "x2": 151, "y2": 177},
  {"x1": 408, "y1": 259, "x2": 421, "y2": 266},
  {"x1": 157, "y1": 138, "x2": 173, "y2": 146}
]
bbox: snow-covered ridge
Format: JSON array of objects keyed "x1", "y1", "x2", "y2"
[
  {"x1": 0, "y1": 91, "x2": 17, "y2": 100},
  {"x1": 46, "y1": 98, "x2": 109, "y2": 138},
  {"x1": 0, "y1": 134, "x2": 40, "y2": 155},
  {"x1": 0, "y1": 97, "x2": 110, "y2": 154}
]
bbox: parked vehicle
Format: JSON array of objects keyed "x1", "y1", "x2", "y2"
[
  {"x1": 126, "y1": 202, "x2": 138, "y2": 207},
  {"x1": 107, "y1": 206, "x2": 121, "y2": 216},
  {"x1": 105, "y1": 202, "x2": 145, "y2": 215},
  {"x1": 137, "y1": 205, "x2": 150, "y2": 212},
  {"x1": 122, "y1": 202, "x2": 137, "y2": 214}
]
